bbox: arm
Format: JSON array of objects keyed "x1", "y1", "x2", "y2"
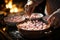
[
  {"x1": 24, "y1": 0, "x2": 44, "y2": 16},
  {"x1": 47, "y1": 8, "x2": 60, "y2": 29}
]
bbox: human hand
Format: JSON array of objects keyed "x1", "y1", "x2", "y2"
[{"x1": 24, "y1": 1, "x2": 37, "y2": 16}]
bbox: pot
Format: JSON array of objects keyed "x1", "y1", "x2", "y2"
[
  {"x1": 4, "y1": 15, "x2": 25, "y2": 26},
  {"x1": 4, "y1": 15, "x2": 25, "y2": 31},
  {"x1": 17, "y1": 15, "x2": 52, "y2": 39}
]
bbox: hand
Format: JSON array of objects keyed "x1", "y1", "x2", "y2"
[
  {"x1": 24, "y1": 1, "x2": 37, "y2": 16},
  {"x1": 47, "y1": 9, "x2": 60, "y2": 28}
]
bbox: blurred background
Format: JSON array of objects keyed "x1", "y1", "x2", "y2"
[{"x1": 0, "y1": 0, "x2": 60, "y2": 40}]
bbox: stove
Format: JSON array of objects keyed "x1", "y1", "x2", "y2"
[
  {"x1": 8, "y1": 30, "x2": 52, "y2": 40},
  {"x1": 0, "y1": 26, "x2": 60, "y2": 40}
]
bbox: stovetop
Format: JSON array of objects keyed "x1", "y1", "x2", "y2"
[
  {"x1": 8, "y1": 30, "x2": 52, "y2": 40},
  {"x1": 0, "y1": 26, "x2": 60, "y2": 40}
]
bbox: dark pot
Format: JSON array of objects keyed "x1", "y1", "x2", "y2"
[
  {"x1": 18, "y1": 27, "x2": 52, "y2": 39},
  {"x1": 17, "y1": 18, "x2": 52, "y2": 39},
  {"x1": 4, "y1": 15, "x2": 25, "y2": 26},
  {"x1": 4, "y1": 15, "x2": 25, "y2": 31}
]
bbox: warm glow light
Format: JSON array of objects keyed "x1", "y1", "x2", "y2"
[
  {"x1": 6, "y1": 1, "x2": 12, "y2": 8},
  {"x1": 5, "y1": 0, "x2": 12, "y2": 8},
  {"x1": 5, "y1": 0, "x2": 24, "y2": 13},
  {"x1": 10, "y1": 4, "x2": 24, "y2": 13},
  {"x1": 10, "y1": 5, "x2": 18, "y2": 13},
  {"x1": 10, "y1": 7, "x2": 18, "y2": 13},
  {"x1": 3, "y1": 27, "x2": 6, "y2": 31},
  {"x1": 5, "y1": 0, "x2": 8, "y2": 3}
]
